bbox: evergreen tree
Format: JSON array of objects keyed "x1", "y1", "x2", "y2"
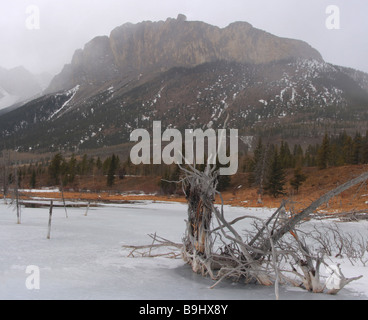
[
  {"x1": 341, "y1": 131, "x2": 353, "y2": 164},
  {"x1": 290, "y1": 166, "x2": 307, "y2": 194},
  {"x1": 80, "y1": 154, "x2": 88, "y2": 175},
  {"x1": 107, "y1": 154, "x2": 119, "y2": 187},
  {"x1": 330, "y1": 142, "x2": 344, "y2": 167},
  {"x1": 352, "y1": 132, "x2": 363, "y2": 165},
  {"x1": 49, "y1": 153, "x2": 64, "y2": 185},
  {"x1": 102, "y1": 157, "x2": 111, "y2": 175},
  {"x1": 317, "y1": 133, "x2": 331, "y2": 170},
  {"x1": 363, "y1": 131, "x2": 368, "y2": 164},
  {"x1": 30, "y1": 170, "x2": 36, "y2": 189},
  {"x1": 68, "y1": 154, "x2": 77, "y2": 184},
  {"x1": 96, "y1": 157, "x2": 103, "y2": 171},
  {"x1": 265, "y1": 147, "x2": 286, "y2": 198},
  {"x1": 250, "y1": 137, "x2": 267, "y2": 194},
  {"x1": 293, "y1": 144, "x2": 304, "y2": 168},
  {"x1": 88, "y1": 157, "x2": 95, "y2": 174},
  {"x1": 279, "y1": 141, "x2": 292, "y2": 169}
]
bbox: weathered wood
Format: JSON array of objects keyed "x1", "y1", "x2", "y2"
[
  {"x1": 21, "y1": 201, "x2": 95, "y2": 208},
  {"x1": 47, "y1": 201, "x2": 53, "y2": 240},
  {"x1": 258, "y1": 171, "x2": 368, "y2": 258},
  {"x1": 59, "y1": 177, "x2": 68, "y2": 218},
  {"x1": 84, "y1": 201, "x2": 91, "y2": 216},
  {"x1": 14, "y1": 168, "x2": 21, "y2": 224},
  {"x1": 122, "y1": 161, "x2": 367, "y2": 297},
  {"x1": 122, "y1": 234, "x2": 182, "y2": 258},
  {"x1": 325, "y1": 264, "x2": 363, "y2": 295}
]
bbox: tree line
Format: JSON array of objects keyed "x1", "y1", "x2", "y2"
[
  {"x1": 244, "y1": 130, "x2": 368, "y2": 198},
  {"x1": 2, "y1": 130, "x2": 367, "y2": 197},
  {"x1": 48, "y1": 153, "x2": 123, "y2": 188}
]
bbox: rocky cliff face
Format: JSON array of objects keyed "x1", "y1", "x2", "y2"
[
  {"x1": 47, "y1": 15, "x2": 323, "y2": 94},
  {"x1": 8, "y1": 16, "x2": 366, "y2": 154}
]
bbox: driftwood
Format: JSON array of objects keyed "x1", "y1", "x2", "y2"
[
  {"x1": 21, "y1": 201, "x2": 95, "y2": 208},
  {"x1": 122, "y1": 233, "x2": 183, "y2": 259},
  {"x1": 9, "y1": 167, "x2": 22, "y2": 224},
  {"x1": 325, "y1": 264, "x2": 363, "y2": 295},
  {"x1": 84, "y1": 201, "x2": 91, "y2": 216},
  {"x1": 47, "y1": 201, "x2": 53, "y2": 239},
  {"x1": 123, "y1": 161, "x2": 367, "y2": 297},
  {"x1": 196, "y1": 168, "x2": 366, "y2": 294},
  {"x1": 262, "y1": 172, "x2": 368, "y2": 251},
  {"x1": 314, "y1": 210, "x2": 368, "y2": 222},
  {"x1": 59, "y1": 177, "x2": 68, "y2": 219}
]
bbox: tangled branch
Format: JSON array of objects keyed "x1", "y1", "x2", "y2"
[{"x1": 122, "y1": 162, "x2": 367, "y2": 297}]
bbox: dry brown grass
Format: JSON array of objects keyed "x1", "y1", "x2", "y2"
[{"x1": 2, "y1": 165, "x2": 368, "y2": 215}]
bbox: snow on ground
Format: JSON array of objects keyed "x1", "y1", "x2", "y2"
[
  {"x1": 0, "y1": 201, "x2": 367, "y2": 300},
  {"x1": 19, "y1": 188, "x2": 60, "y2": 193}
]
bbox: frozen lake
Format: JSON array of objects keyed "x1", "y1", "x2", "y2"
[{"x1": 0, "y1": 201, "x2": 367, "y2": 300}]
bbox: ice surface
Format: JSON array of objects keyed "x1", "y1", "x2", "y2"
[{"x1": 0, "y1": 201, "x2": 367, "y2": 300}]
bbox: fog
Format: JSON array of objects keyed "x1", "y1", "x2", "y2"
[{"x1": 1, "y1": 0, "x2": 367, "y2": 76}]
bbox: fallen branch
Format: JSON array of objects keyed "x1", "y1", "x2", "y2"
[
  {"x1": 258, "y1": 171, "x2": 368, "y2": 258},
  {"x1": 325, "y1": 264, "x2": 363, "y2": 295},
  {"x1": 122, "y1": 234, "x2": 182, "y2": 259},
  {"x1": 121, "y1": 163, "x2": 368, "y2": 298}
]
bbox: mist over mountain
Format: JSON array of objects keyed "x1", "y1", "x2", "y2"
[
  {"x1": 47, "y1": 15, "x2": 322, "y2": 97},
  {"x1": 0, "y1": 15, "x2": 367, "y2": 154},
  {"x1": 0, "y1": 66, "x2": 52, "y2": 113}
]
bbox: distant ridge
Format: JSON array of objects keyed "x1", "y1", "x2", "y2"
[
  {"x1": 1, "y1": 15, "x2": 368, "y2": 154},
  {"x1": 47, "y1": 15, "x2": 323, "y2": 95}
]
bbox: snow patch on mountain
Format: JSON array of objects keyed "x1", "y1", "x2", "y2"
[{"x1": 49, "y1": 85, "x2": 80, "y2": 120}]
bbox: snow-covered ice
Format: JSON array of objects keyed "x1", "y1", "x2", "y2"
[{"x1": 0, "y1": 201, "x2": 367, "y2": 300}]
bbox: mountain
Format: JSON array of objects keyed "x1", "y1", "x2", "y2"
[
  {"x1": 0, "y1": 66, "x2": 52, "y2": 113},
  {"x1": 35, "y1": 72, "x2": 54, "y2": 91},
  {"x1": 46, "y1": 15, "x2": 322, "y2": 98},
  {"x1": 0, "y1": 16, "x2": 367, "y2": 154}
]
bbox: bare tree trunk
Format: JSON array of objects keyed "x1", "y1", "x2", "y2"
[
  {"x1": 258, "y1": 142, "x2": 270, "y2": 200},
  {"x1": 181, "y1": 167, "x2": 216, "y2": 276},
  {"x1": 325, "y1": 264, "x2": 363, "y2": 295},
  {"x1": 59, "y1": 177, "x2": 68, "y2": 218},
  {"x1": 1, "y1": 149, "x2": 9, "y2": 204},
  {"x1": 180, "y1": 164, "x2": 366, "y2": 292},
  {"x1": 180, "y1": 163, "x2": 274, "y2": 286},
  {"x1": 47, "y1": 201, "x2": 53, "y2": 239},
  {"x1": 14, "y1": 167, "x2": 21, "y2": 224},
  {"x1": 122, "y1": 157, "x2": 366, "y2": 296},
  {"x1": 85, "y1": 201, "x2": 90, "y2": 216}
]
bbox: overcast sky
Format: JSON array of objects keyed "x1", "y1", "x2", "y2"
[{"x1": 1, "y1": 0, "x2": 367, "y2": 75}]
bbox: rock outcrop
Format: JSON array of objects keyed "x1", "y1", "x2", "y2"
[{"x1": 47, "y1": 15, "x2": 323, "y2": 94}]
